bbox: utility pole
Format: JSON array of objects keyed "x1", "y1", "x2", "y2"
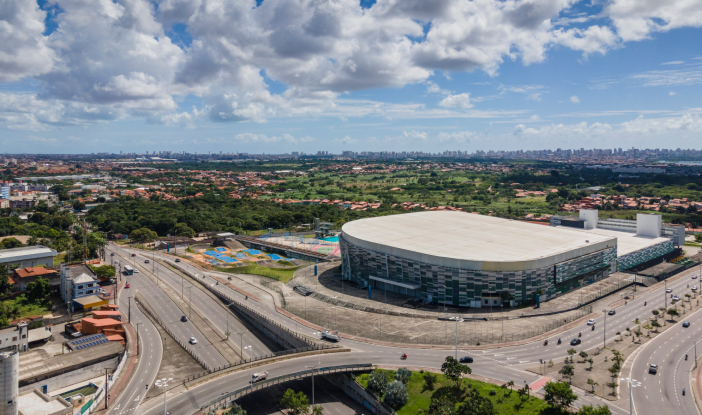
[
  {"x1": 306, "y1": 363, "x2": 320, "y2": 406},
  {"x1": 128, "y1": 297, "x2": 133, "y2": 323},
  {"x1": 104, "y1": 368, "x2": 111, "y2": 409}
]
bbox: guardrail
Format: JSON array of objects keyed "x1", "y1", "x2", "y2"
[{"x1": 201, "y1": 363, "x2": 373, "y2": 412}]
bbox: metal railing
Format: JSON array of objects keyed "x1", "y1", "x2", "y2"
[{"x1": 202, "y1": 363, "x2": 373, "y2": 412}]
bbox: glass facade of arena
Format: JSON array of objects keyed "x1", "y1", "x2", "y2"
[{"x1": 340, "y1": 235, "x2": 617, "y2": 308}]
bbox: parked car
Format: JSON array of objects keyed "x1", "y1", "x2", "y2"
[
  {"x1": 649, "y1": 364, "x2": 657, "y2": 375},
  {"x1": 189, "y1": 337, "x2": 197, "y2": 344},
  {"x1": 181, "y1": 315, "x2": 188, "y2": 322},
  {"x1": 692, "y1": 286, "x2": 698, "y2": 291},
  {"x1": 608, "y1": 310, "x2": 616, "y2": 315},
  {"x1": 459, "y1": 356, "x2": 474, "y2": 363},
  {"x1": 683, "y1": 321, "x2": 691, "y2": 328},
  {"x1": 587, "y1": 319, "x2": 596, "y2": 325},
  {"x1": 570, "y1": 338, "x2": 581, "y2": 346},
  {"x1": 125, "y1": 283, "x2": 130, "y2": 288}
]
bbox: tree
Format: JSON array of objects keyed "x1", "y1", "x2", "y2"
[
  {"x1": 0, "y1": 237, "x2": 23, "y2": 249},
  {"x1": 427, "y1": 396, "x2": 456, "y2": 415},
  {"x1": 173, "y1": 222, "x2": 196, "y2": 237},
  {"x1": 667, "y1": 308, "x2": 679, "y2": 321},
  {"x1": 651, "y1": 309, "x2": 659, "y2": 319},
  {"x1": 90, "y1": 265, "x2": 116, "y2": 279},
  {"x1": 441, "y1": 356, "x2": 471, "y2": 388},
  {"x1": 395, "y1": 367, "x2": 411, "y2": 384},
  {"x1": 129, "y1": 228, "x2": 158, "y2": 242},
  {"x1": 223, "y1": 405, "x2": 247, "y2": 415},
  {"x1": 0, "y1": 264, "x2": 12, "y2": 297},
  {"x1": 26, "y1": 277, "x2": 50, "y2": 304},
  {"x1": 567, "y1": 348, "x2": 577, "y2": 362},
  {"x1": 579, "y1": 351, "x2": 589, "y2": 362},
  {"x1": 423, "y1": 372, "x2": 438, "y2": 390},
  {"x1": 456, "y1": 386, "x2": 497, "y2": 415},
  {"x1": 280, "y1": 389, "x2": 309, "y2": 415},
  {"x1": 312, "y1": 405, "x2": 323, "y2": 415},
  {"x1": 587, "y1": 378, "x2": 598, "y2": 393},
  {"x1": 384, "y1": 380, "x2": 408, "y2": 408},
  {"x1": 559, "y1": 364, "x2": 575, "y2": 383},
  {"x1": 544, "y1": 381, "x2": 578, "y2": 411},
  {"x1": 367, "y1": 370, "x2": 389, "y2": 396},
  {"x1": 577, "y1": 405, "x2": 612, "y2": 415}
]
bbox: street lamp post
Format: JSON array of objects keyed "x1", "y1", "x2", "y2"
[
  {"x1": 235, "y1": 332, "x2": 246, "y2": 359},
  {"x1": 450, "y1": 317, "x2": 464, "y2": 359},
  {"x1": 184, "y1": 286, "x2": 193, "y2": 318},
  {"x1": 331, "y1": 296, "x2": 338, "y2": 329},
  {"x1": 128, "y1": 296, "x2": 133, "y2": 323},
  {"x1": 306, "y1": 362, "x2": 320, "y2": 406},
  {"x1": 602, "y1": 309, "x2": 607, "y2": 349},
  {"x1": 155, "y1": 378, "x2": 173, "y2": 415}
]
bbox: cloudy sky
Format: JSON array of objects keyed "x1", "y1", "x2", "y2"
[{"x1": 1, "y1": 0, "x2": 702, "y2": 154}]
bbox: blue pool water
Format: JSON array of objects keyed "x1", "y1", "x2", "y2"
[{"x1": 320, "y1": 236, "x2": 339, "y2": 242}]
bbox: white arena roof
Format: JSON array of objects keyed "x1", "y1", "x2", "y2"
[
  {"x1": 341, "y1": 211, "x2": 617, "y2": 272},
  {"x1": 580, "y1": 228, "x2": 671, "y2": 256}
]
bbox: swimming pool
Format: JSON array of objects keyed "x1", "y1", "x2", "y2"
[{"x1": 320, "y1": 236, "x2": 339, "y2": 242}]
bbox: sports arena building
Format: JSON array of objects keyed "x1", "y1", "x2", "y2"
[{"x1": 340, "y1": 211, "x2": 678, "y2": 308}]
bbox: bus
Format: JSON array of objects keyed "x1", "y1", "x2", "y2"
[{"x1": 124, "y1": 265, "x2": 134, "y2": 275}]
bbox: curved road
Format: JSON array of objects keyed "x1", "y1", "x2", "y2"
[{"x1": 106, "y1": 245, "x2": 702, "y2": 415}]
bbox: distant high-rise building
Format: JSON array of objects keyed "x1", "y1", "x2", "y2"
[{"x1": 0, "y1": 187, "x2": 8, "y2": 201}]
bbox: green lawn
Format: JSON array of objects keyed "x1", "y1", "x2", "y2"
[
  {"x1": 356, "y1": 369, "x2": 551, "y2": 415},
  {"x1": 217, "y1": 263, "x2": 301, "y2": 283},
  {"x1": 53, "y1": 253, "x2": 67, "y2": 267}
]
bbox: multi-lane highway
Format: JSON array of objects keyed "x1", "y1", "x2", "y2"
[{"x1": 103, "y1": 243, "x2": 702, "y2": 415}]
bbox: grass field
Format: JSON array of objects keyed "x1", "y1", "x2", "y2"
[
  {"x1": 355, "y1": 369, "x2": 553, "y2": 415},
  {"x1": 217, "y1": 262, "x2": 301, "y2": 283}
]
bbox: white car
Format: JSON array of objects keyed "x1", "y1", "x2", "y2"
[
  {"x1": 134, "y1": 269, "x2": 140, "y2": 273},
  {"x1": 672, "y1": 295, "x2": 680, "y2": 301},
  {"x1": 666, "y1": 288, "x2": 672, "y2": 293},
  {"x1": 693, "y1": 286, "x2": 698, "y2": 291},
  {"x1": 587, "y1": 319, "x2": 596, "y2": 325},
  {"x1": 189, "y1": 337, "x2": 197, "y2": 344},
  {"x1": 693, "y1": 275, "x2": 697, "y2": 279}
]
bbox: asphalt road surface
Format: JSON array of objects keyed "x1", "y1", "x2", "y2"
[{"x1": 111, "y1": 245, "x2": 702, "y2": 415}]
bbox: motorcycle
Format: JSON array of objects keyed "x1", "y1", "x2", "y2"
[
  {"x1": 683, "y1": 388, "x2": 686, "y2": 396},
  {"x1": 645, "y1": 301, "x2": 647, "y2": 306},
  {"x1": 544, "y1": 340, "x2": 548, "y2": 346},
  {"x1": 591, "y1": 325, "x2": 595, "y2": 331},
  {"x1": 686, "y1": 354, "x2": 688, "y2": 361},
  {"x1": 578, "y1": 332, "x2": 582, "y2": 338},
  {"x1": 401, "y1": 353, "x2": 408, "y2": 360},
  {"x1": 557, "y1": 339, "x2": 562, "y2": 345}
]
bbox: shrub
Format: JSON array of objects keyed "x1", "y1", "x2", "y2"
[
  {"x1": 395, "y1": 367, "x2": 411, "y2": 384},
  {"x1": 489, "y1": 389, "x2": 496, "y2": 396},
  {"x1": 367, "y1": 370, "x2": 388, "y2": 396},
  {"x1": 384, "y1": 381, "x2": 408, "y2": 408}
]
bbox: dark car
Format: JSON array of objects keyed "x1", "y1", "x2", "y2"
[
  {"x1": 110, "y1": 253, "x2": 115, "y2": 256},
  {"x1": 181, "y1": 315, "x2": 188, "y2": 322},
  {"x1": 570, "y1": 338, "x2": 581, "y2": 346},
  {"x1": 459, "y1": 356, "x2": 474, "y2": 363},
  {"x1": 608, "y1": 309, "x2": 616, "y2": 315},
  {"x1": 649, "y1": 364, "x2": 657, "y2": 374},
  {"x1": 131, "y1": 253, "x2": 136, "y2": 257},
  {"x1": 683, "y1": 321, "x2": 691, "y2": 328},
  {"x1": 175, "y1": 258, "x2": 181, "y2": 262}
]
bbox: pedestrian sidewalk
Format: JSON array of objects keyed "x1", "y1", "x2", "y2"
[{"x1": 91, "y1": 321, "x2": 139, "y2": 415}]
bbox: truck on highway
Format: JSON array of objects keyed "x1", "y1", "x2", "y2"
[
  {"x1": 250, "y1": 371, "x2": 268, "y2": 383},
  {"x1": 321, "y1": 330, "x2": 340, "y2": 342}
]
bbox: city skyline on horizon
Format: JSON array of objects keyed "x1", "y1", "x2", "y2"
[{"x1": 1, "y1": 1, "x2": 701, "y2": 154}]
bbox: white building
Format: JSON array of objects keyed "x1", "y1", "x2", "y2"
[
  {"x1": 0, "y1": 247, "x2": 57, "y2": 269},
  {"x1": 0, "y1": 323, "x2": 29, "y2": 354}
]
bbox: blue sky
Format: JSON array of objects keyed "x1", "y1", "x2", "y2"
[{"x1": 1, "y1": 0, "x2": 701, "y2": 154}]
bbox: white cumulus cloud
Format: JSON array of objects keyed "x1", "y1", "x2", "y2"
[{"x1": 439, "y1": 93, "x2": 473, "y2": 108}]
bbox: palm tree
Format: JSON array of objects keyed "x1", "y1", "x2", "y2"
[
  {"x1": 507, "y1": 380, "x2": 515, "y2": 396},
  {"x1": 587, "y1": 378, "x2": 598, "y2": 393}
]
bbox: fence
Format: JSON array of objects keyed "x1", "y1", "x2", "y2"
[
  {"x1": 259, "y1": 278, "x2": 287, "y2": 308},
  {"x1": 201, "y1": 363, "x2": 372, "y2": 412}
]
